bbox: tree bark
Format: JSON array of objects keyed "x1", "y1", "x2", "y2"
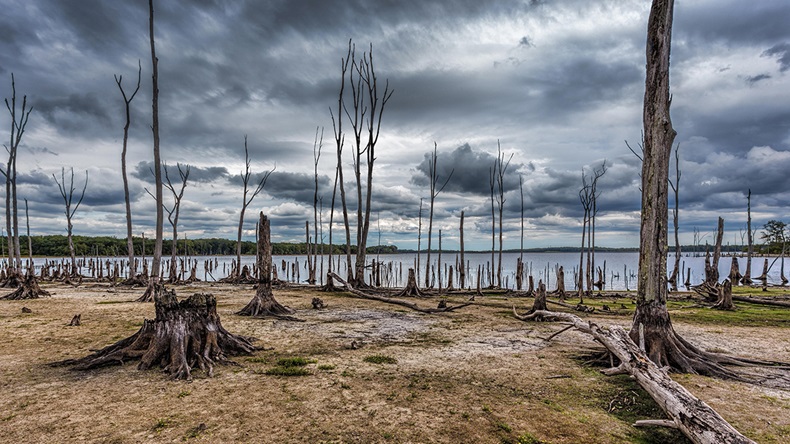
[
  {"x1": 58, "y1": 288, "x2": 256, "y2": 380},
  {"x1": 741, "y1": 190, "x2": 753, "y2": 285},
  {"x1": 237, "y1": 213, "x2": 295, "y2": 318},
  {"x1": 149, "y1": 0, "x2": 164, "y2": 287},
  {"x1": 115, "y1": 62, "x2": 141, "y2": 278}
]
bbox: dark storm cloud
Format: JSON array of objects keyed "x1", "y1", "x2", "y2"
[
  {"x1": 262, "y1": 171, "x2": 330, "y2": 205},
  {"x1": 675, "y1": 1, "x2": 790, "y2": 46},
  {"x1": 411, "y1": 144, "x2": 523, "y2": 196},
  {"x1": 763, "y1": 43, "x2": 790, "y2": 72},
  {"x1": 35, "y1": 93, "x2": 113, "y2": 133},
  {"x1": 133, "y1": 162, "x2": 229, "y2": 184},
  {"x1": 746, "y1": 74, "x2": 771, "y2": 85}
]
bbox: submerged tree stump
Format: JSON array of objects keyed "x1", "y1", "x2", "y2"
[
  {"x1": 57, "y1": 288, "x2": 256, "y2": 380},
  {"x1": 1, "y1": 271, "x2": 51, "y2": 300},
  {"x1": 237, "y1": 213, "x2": 296, "y2": 319}
]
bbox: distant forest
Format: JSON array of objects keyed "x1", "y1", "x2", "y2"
[{"x1": 0, "y1": 234, "x2": 759, "y2": 258}]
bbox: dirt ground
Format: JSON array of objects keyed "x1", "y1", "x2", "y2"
[{"x1": 1, "y1": 281, "x2": 789, "y2": 443}]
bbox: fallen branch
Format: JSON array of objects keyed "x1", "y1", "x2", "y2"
[
  {"x1": 732, "y1": 295, "x2": 790, "y2": 308},
  {"x1": 329, "y1": 272, "x2": 472, "y2": 314},
  {"x1": 512, "y1": 308, "x2": 756, "y2": 444}
]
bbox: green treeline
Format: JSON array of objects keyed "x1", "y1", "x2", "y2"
[{"x1": 2, "y1": 235, "x2": 400, "y2": 257}]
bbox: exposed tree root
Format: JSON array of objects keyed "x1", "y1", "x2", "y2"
[
  {"x1": 398, "y1": 268, "x2": 424, "y2": 297},
  {"x1": 1, "y1": 272, "x2": 50, "y2": 300},
  {"x1": 329, "y1": 272, "x2": 472, "y2": 314},
  {"x1": 236, "y1": 287, "x2": 300, "y2": 321},
  {"x1": 55, "y1": 289, "x2": 256, "y2": 380},
  {"x1": 512, "y1": 308, "x2": 759, "y2": 444}
]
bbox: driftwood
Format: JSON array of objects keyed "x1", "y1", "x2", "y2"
[
  {"x1": 511, "y1": 309, "x2": 756, "y2": 444},
  {"x1": 329, "y1": 272, "x2": 472, "y2": 314},
  {"x1": 712, "y1": 279, "x2": 734, "y2": 310},
  {"x1": 732, "y1": 295, "x2": 790, "y2": 309}
]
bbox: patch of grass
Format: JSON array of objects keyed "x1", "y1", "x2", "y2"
[
  {"x1": 516, "y1": 433, "x2": 545, "y2": 444},
  {"x1": 95, "y1": 300, "x2": 128, "y2": 305},
  {"x1": 177, "y1": 390, "x2": 191, "y2": 399},
  {"x1": 317, "y1": 364, "x2": 336, "y2": 371},
  {"x1": 265, "y1": 366, "x2": 311, "y2": 377},
  {"x1": 246, "y1": 356, "x2": 268, "y2": 363},
  {"x1": 667, "y1": 299, "x2": 790, "y2": 327},
  {"x1": 363, "y1": 355, "x2": 397, "y2": 365},
  {"x1": 496, "y1": 421, "x2": 512, "y2": 433},
  {"x1": 276, "y1": 357, "x2": 313, "y2": 367}
]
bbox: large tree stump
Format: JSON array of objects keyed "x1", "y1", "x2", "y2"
[
  {"x1": 57, "y1": 288, "x2": 256, "y2": 380},
  {"x1": 1, "y1": 271, "x2": 50, "y2": 300},
  {"x1": 555, "y1": 266, "x2": 566, "y2": 299},
  {"x1": 712, "y1": 279, "x2": 734, "y2": 310},
  {"x1": 398, "y1": 268, "x2": 423, "y2": 297},
  {"x1": 237, "y1": 213, "x2": 295, "y2": 318}
]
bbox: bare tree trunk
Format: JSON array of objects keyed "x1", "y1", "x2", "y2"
[
  {"x1": 423, "y1": 143, "x2": 453, "y2": 289},
  {"x1": 707, "y1": 217, "x2": 724, "y2": 286},
  {"x1": 53, "y1": 168, "x2": 88, "y2": 277},
  {"x1": 495, "y1": 142, "x2": 512, "y2": 289},
  {"x1": 115, "y1": 62, "x2": 141, "y2": 277},
  {"x1": 149, "y1": 0, "x2": 163, "y2": 286},
  {"x1": 489, "y1": 165, "x2": 496, "y2": 287},
  {"x1": 238, "y1": 213, "x2": 294, "y2": 318},
  {"x1": 417, "y1": 198, "x2": 423, "y2": 285},
  {"x1": 741, "y1": 190, "x2": 753, "y2": 285},
  {"x1": 459, "y1": 211, "x2": 465, "y2": 290}
]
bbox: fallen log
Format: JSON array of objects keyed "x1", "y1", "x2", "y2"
[
  {"x1": 329, "y1": 272, "x2": 471, "y2": 314},
  {"x1": 512, "y1": 308, "x2": 756, "y2": 444},
  {"x1": 732, "y1": 295, "x2": 790, "y2": 309}
]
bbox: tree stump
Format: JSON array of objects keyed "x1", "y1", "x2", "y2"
[
  {"x1": 1, "y1": 271, "x2": 50, "y2": 300},
  {"x1": 69, "y1": 314, "x2": 82, "y2": 326},
  {"x1": 555, "y1": 266, "x2": 566, "y2": 299},
  {"x1": 57, "y1": 289, "x2": 256, "y2": 380},
  {"x1": 311, "y1": 297, "x2": 326, "y2": 309},
  {"x1": 729, "y1": 256, "x2": 742, "y2": 283},
  {"x1": 398, "y1": 268, "x2": 423, "y2": 297},
  {"x1": 237, "y1": 213, "x2": 296, "y2": 319},
  {"x1": 713, "y1": 279, "x2": 734, "y2": 310}
]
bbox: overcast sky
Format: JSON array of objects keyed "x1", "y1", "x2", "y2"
[{"x1": 1, "y1": 0, "x2": 789, "y2": 251}]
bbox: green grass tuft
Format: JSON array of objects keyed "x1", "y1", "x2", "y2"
[{"x1": 363, "y1": 355, "x2": 397, "y2": 365}]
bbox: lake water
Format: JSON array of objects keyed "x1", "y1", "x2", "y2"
[{"x1": 30, "y1": 251, "x2": 786, "y2": 291}]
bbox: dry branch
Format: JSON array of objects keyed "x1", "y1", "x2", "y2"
[
  {"x1": 329, "y1": 272, "x2": 471, "y2": 314},
  {"x1": 512, "y1": 309, "x2": 756, "y2": 444}
]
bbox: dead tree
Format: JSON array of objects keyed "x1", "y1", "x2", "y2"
[
  {"x1": 329, "y1": 40, "x2": 353, "y2": 283},
  {"x1": 53, "y1": 168, "x2": 88, "y2": 277},
  {"x1": 578, "y1": 176, "x2": 592, "y2": 296},
  {"x1": 741, "y1": 190, "x2": 753, "y2": 285},
  {"x1": 309, "y1": 127, "x2": 323, "y2": 285},
  {"x1": 423, "y1": 143, "x2": 453, "y2": 288},
  {"x1": 588, "y1": 162, "x2": 607, "y2": 293},
  {"x1": 668, "y1": 144, "x2": 681, "y2": 291},
  {"x1": 459, "y1": 211, "x2": 466, "y2": 290},
  {"x1": 2, "y1": 73, "x2": 32, "y2": 281},
  {"x1": 162, "y1": 163, "x2": 190, "y2": 283},
  {"x1": 512, "y1": 309, "x2": 757, "y2": 444},
  {"x1": 347, "y1": 42, "x2": 393, "y2": 288},
  {"x1": 115, "y1": 61, "x2": 141, "y2": 278},
  {"x1": 632, "y1": 0, "x2": 757, "y2": 378},
  {"x1": 416, "y1": 198, "x2": 423, "y2": 285},
  {"x1": 705, "y1": 217, "x2": 724, "y2": 286},
  {"x1": 494, "y1": 142, "x2": 513, "y2": 288},
  {"x1": 237, "y1": 213, "x2": 296, "y2": 319},
  {"x1": 488, "y1": 164, "x2": 496, "y2": 287},
  {"x1": 137, "y1": 0, "x2": 165, "y2": 303},
  {"x1": 517, "y1": 175, "x2": 525, "y2": 291},
  {"x1": 233, "y1": 135, "x2": 273, "y2": 280},
  {"x1": 713, "y1": 279, "x2": 734, "y2": 310}
]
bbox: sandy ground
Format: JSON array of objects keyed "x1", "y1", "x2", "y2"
[{"x1": 1, "y1": 281, "x2": 789, "y2": 443}]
